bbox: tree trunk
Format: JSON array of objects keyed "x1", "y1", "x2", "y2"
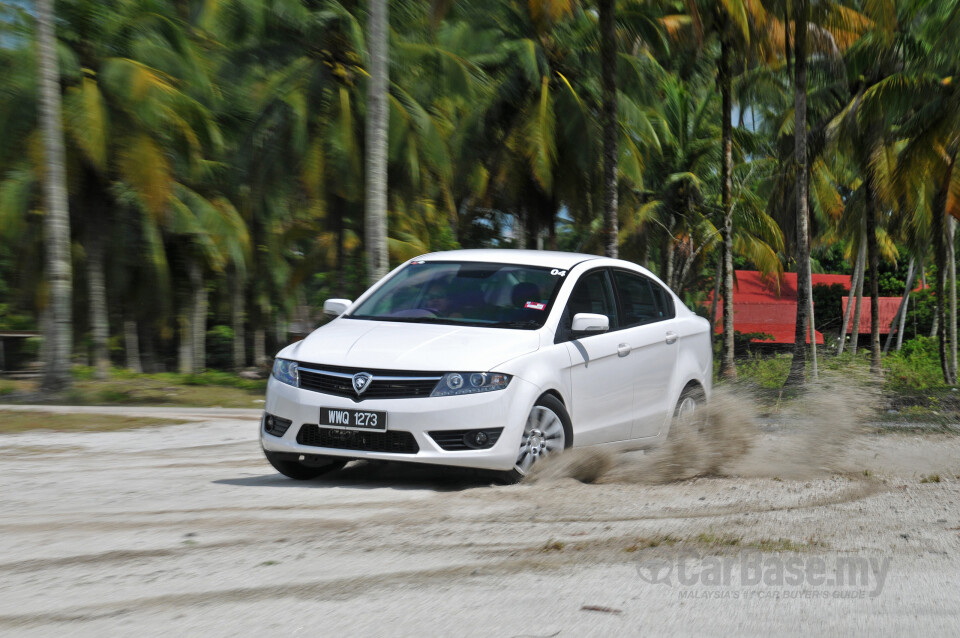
[
  {"x1": 38, "y1": 0, "x2": 73, "y2": 392},
  {"x1": 190, "y1": 261, "x2": 207, "y2": 372},
  {"x1": 364, "y1": 0, "x2": 389, "y2": 285},
  {"x1": 232, "y1": 271, "x2": 246, "y2": 371},
  {"x1": 253, "y1": 328, "x2": 266, "y2": 367},
  {"x1": 838, "y1": 239, "x2": 865, "y2": 356},
  {"x1": 933, "y1": 184, "x2": 952, "y2": 382},
  {"x1": 664, "y1": 215, "x2": 676, "y2": 291},
  {"x1": 949, "y1": 216, "x2": 957, "y2": 380},
  {"x1": 866, "y1": 181, "x2": 882, "y2": 375},
  {"x1": 141, "y1": 329, "x2": 157, "y2": 373},
  {"x1": 275, "y1": 314, "x2": 287, "y2": 348},
  {"x1": 884, "y1": 257, "x2": 915, "y2": 354},
  {"x1": 719, "y1": 38, "x2": 736, "y2": 380},
  {"x1": 513, "y1": 210, "x2": 526, "y2": 249},
  {"x1": 86, "y1": 230, "x2": 110, "y2": 379},
  {"x1": 786, "y1": 0, "x2": 810, "y2": 387},
  {"x1": 851, "y1": 229, "x2": 866, "y2": 355},
  {"x1": 599, "y1": 0, "x2": 619, "y2": 258},
  {"x1": 896, "y1": 259, "x2": 919, "y2": 352},
  {"x1": 677, "y1": 236, "x2": 696, "y2": 294},
  {"x1": 806, "y1": 256, "x2": 818, "y2": 379},
  {"x1": 710, "y1": 256, "x2": 722, "y2": 338},
  {"x1": 896, "y1": 294, "x2": 910, "y2": 352},
  {"x1": 335, "y1": 200, "x2": 346, "y2": 297},
  {"x1": 178, "y1": 313, "x2": 193, "y2": 374},
  {"x1": 124, "y1": 319, "x2": 142, "y2": 374},
  {"x1": 936, "y1": 237, "x2": 951, "y2": 382},
  {"x1": 39, "y1": 307, "x2": 51, "y2": 371}
]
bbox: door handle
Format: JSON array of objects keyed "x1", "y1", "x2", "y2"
[
  {"x1": 618, "y1": 343, "x2": 632, "y2": 357},
  {"x1": 665, "y1": 331, "x2": 678, "y2": 345}
]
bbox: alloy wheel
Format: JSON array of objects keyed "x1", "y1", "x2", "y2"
[{"x1": 515, "y1": 405, "x2": 566, "y2": 475}]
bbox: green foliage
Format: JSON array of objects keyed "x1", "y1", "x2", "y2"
[
  {"x1": 812, "y1": 283, "x2": 848, "y2": 332},
  {"x1": 735, "y1": 354, "x2": 792, "y2": 389},
  {"x1": 885, "y1": 337, "x2": 944, "y2": 390},
  {"x1": 71, "y1": 366, "x2": 96, "y2": 381},
  {"x1": 733, "y1": 338, "x2": 948, "y2": 392},
  {"x1": 205, "y1": 325, "x2": 235, "y2": 371},
  {"x1": 108, "y1": 367, "x2": 267, "y2": 391},
  {"x1": 811, "y1": 244, "x2": 847, "y2": 274},
  {"x1": 734, "y1": 331, "x2": 774, "y2": 356},
  {"x1": 177, "y1": 370, "x2": 266, "y2": 391},
  {"x1": 2, "y1": 0, "x2": 960, "y2": 388},
  {"x1": 903, "y1": 289, "x2": 936, "y2": 339},
  {"x1": 861, "y1": 256, "x2": 913, "y2": 297}
]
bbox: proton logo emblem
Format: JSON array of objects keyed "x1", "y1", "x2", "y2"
[{"x1": 352, "y1": 372, "x2": 373, "y2": 395}]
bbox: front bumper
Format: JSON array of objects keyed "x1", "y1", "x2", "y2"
[{"x1": 260, "y1": 375, "x2": 541, "y2": 471}]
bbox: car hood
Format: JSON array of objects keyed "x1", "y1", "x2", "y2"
[{"x1": 281, "y1": 319, "x2": 541, "y2": 371}]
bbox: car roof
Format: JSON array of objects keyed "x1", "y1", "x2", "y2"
[{"x1": 413, "y1": 249, "x2": 605, "y2": 270}]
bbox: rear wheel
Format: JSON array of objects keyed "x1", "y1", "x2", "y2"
[
  {"x1": 672, "y1": 384, "x2": 706, "y2": 429},
  {"x1": 263, "y1": 450, "x2": 347, "y2": 480}
]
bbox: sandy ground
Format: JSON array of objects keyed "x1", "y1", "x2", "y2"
[{"x1": 1, "y1": 405, "x2": 959, "y2": 637}]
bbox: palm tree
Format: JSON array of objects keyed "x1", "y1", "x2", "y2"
[
  {"x1": 785, "y1": 0, "x2": 813, "y2": 385},
  {"x1": 620, "y1": 74, "x2": 783, "y2": 296},
  {"x1": 773, "y1": 0, "x2": 869, "y2": 383},
  {"x1": 677, "y1": 0, "x2": 775, "y2": 380},
  {"x1": 36, "y1": 0, "x2": 72, "y2": 392},
  {"x1": 366, "y1": 0, "x2": 390, "y2": 284},
  {"x1": 600, "y1": 0, "x2": 619, "y2": 258},
  {"x1": 827, "y1": 0, "x2": 948, "y2": 378}
]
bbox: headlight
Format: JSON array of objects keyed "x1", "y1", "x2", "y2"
[
  {"x1": 272, "y1": 359, "x2": 299, "y2": 387},
  {"x1": 431, "y1": 372, "x2": 511, "y2": 397}
]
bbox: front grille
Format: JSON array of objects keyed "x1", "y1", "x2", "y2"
[
  {"x1": 298, "y1": 364, "x2": 441, "y2": 401},
  {"x1": 429, "y1": 428, "x2": 503, "y2": 451},
  {"x1": 297, "y1": 424, "x2": 419, "y2": 454}
]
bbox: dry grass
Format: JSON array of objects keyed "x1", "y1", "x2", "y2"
[
  {"x1": 0, "y1": 376, "x2": 264, "y2": 408},
  {"x1": 0, "y1": 411, "x2": 188, "y2": 434}
]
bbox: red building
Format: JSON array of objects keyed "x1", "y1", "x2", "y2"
[{"x1": 711, "y1": 270, "x2": 904, "y2": 345}]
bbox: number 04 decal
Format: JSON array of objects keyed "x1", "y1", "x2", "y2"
[{"x1": 550, "y1": 269, "x2": 567, "y2": 277}]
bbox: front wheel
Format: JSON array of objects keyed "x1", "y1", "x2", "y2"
[
  {"x1": 263, "y1": 449, "x2": 348, "y2": 480},
  {"x1": 497, "y1": 395, "x2": 572, "y2": 483}
]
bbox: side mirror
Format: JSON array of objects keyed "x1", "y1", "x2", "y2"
[
  {"x1": 571, "y1": 312, "x2": 609, "y2": 335},
  {"x1": 323, "y1": 298, "x2": 353, "y2": 317}
]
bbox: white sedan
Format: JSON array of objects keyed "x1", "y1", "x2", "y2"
[{"x1": 261, "y1": 249, "x2": 712, "y2": 480}]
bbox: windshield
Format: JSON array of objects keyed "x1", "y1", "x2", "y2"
[{"x1": 346, "y1": 261, "x2": 568, "y2": 328}]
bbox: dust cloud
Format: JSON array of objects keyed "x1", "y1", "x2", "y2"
[{"x1": 528, "y1": 374, "x2": 878, "y2": 485}]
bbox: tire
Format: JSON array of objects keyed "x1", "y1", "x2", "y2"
[
  {"x1": 263, "y1": 449, "x2": 348, "y2": 480},
  {"x1": 496, "y1": 394, "x2": 572, "y2": 483},
  {"x1": 672, "y1": 384, "x2": 706, "y2": 429}
]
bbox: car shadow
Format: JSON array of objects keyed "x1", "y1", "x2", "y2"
[{"x1": 214, "y1": 460, "x2": 504, "y2": 492}]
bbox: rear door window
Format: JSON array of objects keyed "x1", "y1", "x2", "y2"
[
  {"x1": 651, "y1": 281, "x2": 675, "y2": 320},
  {"x1": 612, "y1": 270, "x2": 661, "y2": 327}
]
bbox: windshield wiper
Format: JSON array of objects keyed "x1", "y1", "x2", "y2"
[
  {"x1": 487, "y1": 319, "x2": 543, "y2": 329},
  {"x1": 347, "y1": 315, "x2": 472, "y2": 325}
]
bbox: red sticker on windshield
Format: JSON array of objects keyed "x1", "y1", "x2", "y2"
[{"x1": 525, "y1": 302, "x2": 546, "y2": 311}]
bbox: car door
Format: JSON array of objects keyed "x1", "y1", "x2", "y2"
[
  {"x1": 609, "y1": 270, "x2": 680, "y2": 439},
  {"x1": 558, "y1": 269, "x2": 635, "y2": 445}
]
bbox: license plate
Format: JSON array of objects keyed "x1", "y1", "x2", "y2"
[{"x1": 319, "y1": 407, "x2": 387, "y2": 431}]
